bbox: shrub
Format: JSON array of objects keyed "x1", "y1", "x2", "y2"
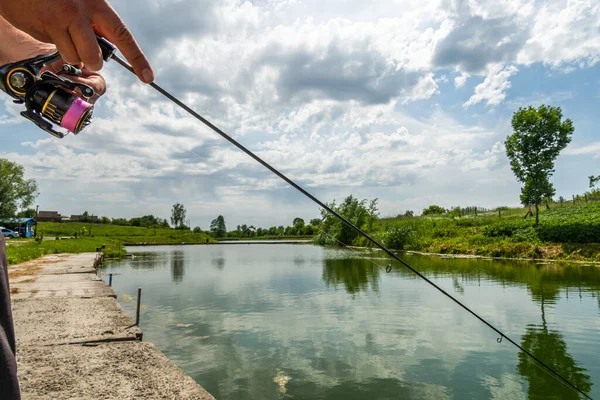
[
  {"x1": 510, "y1": 227, "x2": 539, "y2": 243},
  {"x1": 422, "y1": 205, "x2": 447, "y2": 216},
  {"x1": 382, "y1": 225, "x2": 417, "y2": 250},
  {"x1": 483, "y1": 220, "x2": 533, "y2": 238}
]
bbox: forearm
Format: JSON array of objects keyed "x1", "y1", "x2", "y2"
[{"x1": 0, "y1": 16, "x2": 55, "y2": 66}]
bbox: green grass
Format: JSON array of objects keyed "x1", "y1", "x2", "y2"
[
  {"x1": 5, "y1": 222, "x2": 217, "y2": 265},
  {"x1": 4, "y1": 237, "x2": 124, "y2": 265},
  {"x1": 38, "y1": 222, "x2": 214, "y2": 243},
  {"x1": 367, "y1": 200, "x2": 600, "y2": 262},
  {"x1": 7, "y1": 200, "x2": 599, "y2": 265}
]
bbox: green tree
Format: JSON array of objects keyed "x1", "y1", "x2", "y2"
[
  {"x1": 0, "y1": 158, "x2": 38, "y2": 217},
  {"x1": 293, "y1": 218, "x2": 305, "y2": 234},
  {"x1": 210, "y1": 215, "x2": 227, "y2": 237},
  {"x1": 17, "y1": 208, "x2": 37, "y2": 218},
  {"x1": 293, "y1": 217, "x2": 304, "y2": 226},
  {"x1": 590, "y1": 175, "x2": 600, "y2": 189},
  {"x1": 314, "y1": 195, "x2": 374, "y2": 246},
  {"x1": 422, "y1": 205, "x2": 446, "y2": 216},
  {"x1": 309, "y1": 218, "x2": 322, "y2": 226},
  {"x1": 366, "y1": 198, "x2": 379, "y2": 231},
  {"x1": 170, "y1": 203, "x2": 187, "y2": 230},
  {"x1": 404, "y1": 210, "x2": 414, "y2": 217},
  {"x1": 193, "y1": 226, "x2": 202, "y2": 234},
  {"x1": 505, "y1": 105, "x2": 574, "y2": 226}
]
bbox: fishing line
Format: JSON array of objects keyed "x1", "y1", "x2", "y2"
[{"x1": 107, "y1": 52, "x2": 591, "y2": 399}]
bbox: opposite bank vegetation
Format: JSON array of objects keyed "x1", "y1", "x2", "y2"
[
  {"x1": 314, "y1": 194, "x2": 600, "y2": 263},
  {"x1": 4, "y1": 193, "x2": 600, "y2": 265}
]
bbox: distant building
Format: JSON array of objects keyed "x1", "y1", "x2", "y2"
[
  {"x1": 0, "y1": 218, "x2": 37, "y2": 238},
  {"x1": 70, "y1": 215, "x2": 99, "y2": 223},
  {"x1": 36, "y1": 211, "x2": 62, "y2": 223}
]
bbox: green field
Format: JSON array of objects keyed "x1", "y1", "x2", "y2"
[
  {"x1": 367, "y1": 200, "x2": 600, "y2": 261},
  {"x1": 37, "y1": 222, "x2": 213, "y2": 243},
  {"x1": 4, "y1": 237, "x2": 124, "y2": 265},
  {"x1": 5, "y1": 223, "x2": 215, "y2": 265},
  {"x1": 5, "y1": 199, "x2": 600, "y2": 265}
]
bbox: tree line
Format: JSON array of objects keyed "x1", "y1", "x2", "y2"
[
  {"x1": 1, "y1": 104, "x2": 596, "y2": 238},
  {"x1": 205, "y1": 214, "x2": 323, "y2": 239}
]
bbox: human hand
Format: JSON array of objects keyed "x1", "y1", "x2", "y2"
[
  {"x1": 0, "y1": 0, "x2": 153, "y2": 83},
  {"x1": 0, "y1": 17, "x2": 105, "y2": 103}
]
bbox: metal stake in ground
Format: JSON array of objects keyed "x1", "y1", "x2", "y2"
[{"x1": 136, "y1": 287, "x2": 142, "y2": 326}]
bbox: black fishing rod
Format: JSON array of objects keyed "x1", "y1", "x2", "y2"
[
  {"x1": 0, "y1": 37, "x2": 592, "y2": 399},
  {"x1": 109, "y1": 49, "x2": 592, "y2": 400}
]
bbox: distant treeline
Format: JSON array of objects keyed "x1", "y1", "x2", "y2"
[{"x1": 77, "y1": 212, "x2": 171, "y2": 228}]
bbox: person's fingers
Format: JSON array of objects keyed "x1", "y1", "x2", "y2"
[
  {"x1": 41, "y1": 59, "x2": 106, "y2": 102},
  {"x1": 74, "y1": 74, "x2": 106, "y2": 103},
  {"x1": 69, "y1": 21, "x2": 103, "y2": 72},
  {"x1": 51, "y1": 29, "x2": 81, "y2": 65},
  {"x1": 92, "y1": 5, "x2": 153, "y2": 83},
  {"x1": 79, "y1": 69, "x2": 106, "y2": 98}
]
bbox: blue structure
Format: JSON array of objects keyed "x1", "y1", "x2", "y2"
[{"x1": 0, "y1": 218, "x2": 37, "y2": 238}]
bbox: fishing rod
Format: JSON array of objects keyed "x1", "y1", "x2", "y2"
[{"x1": 0, "y1": 37, "x2": 592, "y2": 399}]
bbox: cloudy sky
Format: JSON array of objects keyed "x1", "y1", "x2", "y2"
[{"x1": 1, "y1": 0, "x2": 599, "y2": 228}]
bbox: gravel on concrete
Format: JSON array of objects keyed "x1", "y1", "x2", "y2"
[
  {"x1": 8, "y1": 252, "x2": 215, "y2": 400},
  {"x1": 17, "y1": 342, "x2": 214, "y2": 400},
  {"x1": 13, "y1": 296, "x2": 142, "y2": 347}
]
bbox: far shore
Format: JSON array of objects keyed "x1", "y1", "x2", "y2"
[{"x1": 116, "y1": 241, "x2": 600, "y2": 266}]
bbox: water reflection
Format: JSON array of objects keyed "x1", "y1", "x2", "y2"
[
  {"x1": 212, "y1": 257, "x2": 225, "y2": 269},
  {"x1": 171, "y1": 250, "x2": 185, "y2": 283},
  {"x1": 322, "y1": 252, "x2": 596, "y2": 398},
  {"x1": 129, "y1": 252, "x2": 160, "y2": 271},
  {"x1": 518, "y1": 296, "x2": 593, "y2": 399},
  {"x1": 518, "y1": 323, "x2": 592, "y2": 399},
  {"x1": 322, "y1": 257, "x2": 380, "y2": 294},
  {"x1": 106, "y1": 245, "x2": 600, "y2": 400},
  {"x1": 343, "y1": 252, "x2": 600, "y2": 308}
]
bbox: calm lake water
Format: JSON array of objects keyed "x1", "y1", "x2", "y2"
[{"x1": 103, "y1": 244, "x2": 600, "y2": 400}]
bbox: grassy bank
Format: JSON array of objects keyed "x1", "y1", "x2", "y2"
[
  {"x1": 4, "y1": 238, "x2": 125, "y2": 265},
  {"x1": 5, "y1": 223, "x2": 216, "y2": 265},
  {"x1": 365, "y1": 200, "x2": 600, "y2": 262}
]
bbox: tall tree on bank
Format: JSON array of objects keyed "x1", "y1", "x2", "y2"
[
  {"x1": 171, "y1": 203, "x2": 187, "y2": 231},
  {"x1": 505, "y1": 105, "x2": 574, "y2": 226},
  {"x1": 210, "y1": 215, "x2": 227, "y2": 238},
  {"x1": 0, "y1": 158, "x2": 38, "y2": 217}
]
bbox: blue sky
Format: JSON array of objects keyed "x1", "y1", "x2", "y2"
[{"x1": 1, "y1": 0, "x2": 599, "y2": 228}]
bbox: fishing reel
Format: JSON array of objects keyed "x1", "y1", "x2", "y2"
[{"x1": 0, "y1": 36, "x2": 116, "y2": 138}]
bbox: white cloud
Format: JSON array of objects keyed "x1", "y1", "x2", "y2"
[
  {"x1": 564, "y1": 142, "x2": 600, "y2": 158},
  {"x1": 464, "y1": 65, "x2": 518, "y2": 107},
  {"x1": 517, "y1": 0, "x2": 600, "y2": 69},
  {"x1": 454, "y1": 72, "x2": 471, "y2": 88},
  {"x1": 2, "y1": 0, "x2": 600, "y2": 224},
  {"x1": 407, "y1": 73, "x2": 440, "y2": 102}
]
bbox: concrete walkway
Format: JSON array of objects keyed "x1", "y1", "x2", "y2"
[{"x1": 9, "y1": 253, "x2": 215, "y2": 400}]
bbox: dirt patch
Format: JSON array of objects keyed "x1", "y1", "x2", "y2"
[
  {"x1": 8, "y1": 263, "x2": 42, "y2": 279},
  {"x1": 8, "y1": 256, "x2": 68, "y2": 279},
  {"x1": 539, "y1": 245, "x2": 563, "y2": 259},
  {"x1": 18, "y1": 278, "x2": 38, "y2": 284},
  {"x1": 10, "y1": 287, "x2": 20, "y2": 295}
]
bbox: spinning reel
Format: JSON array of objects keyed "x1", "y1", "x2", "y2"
[{"x1": 0, "y1": 36, "x2": 116, "y2": 138}]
